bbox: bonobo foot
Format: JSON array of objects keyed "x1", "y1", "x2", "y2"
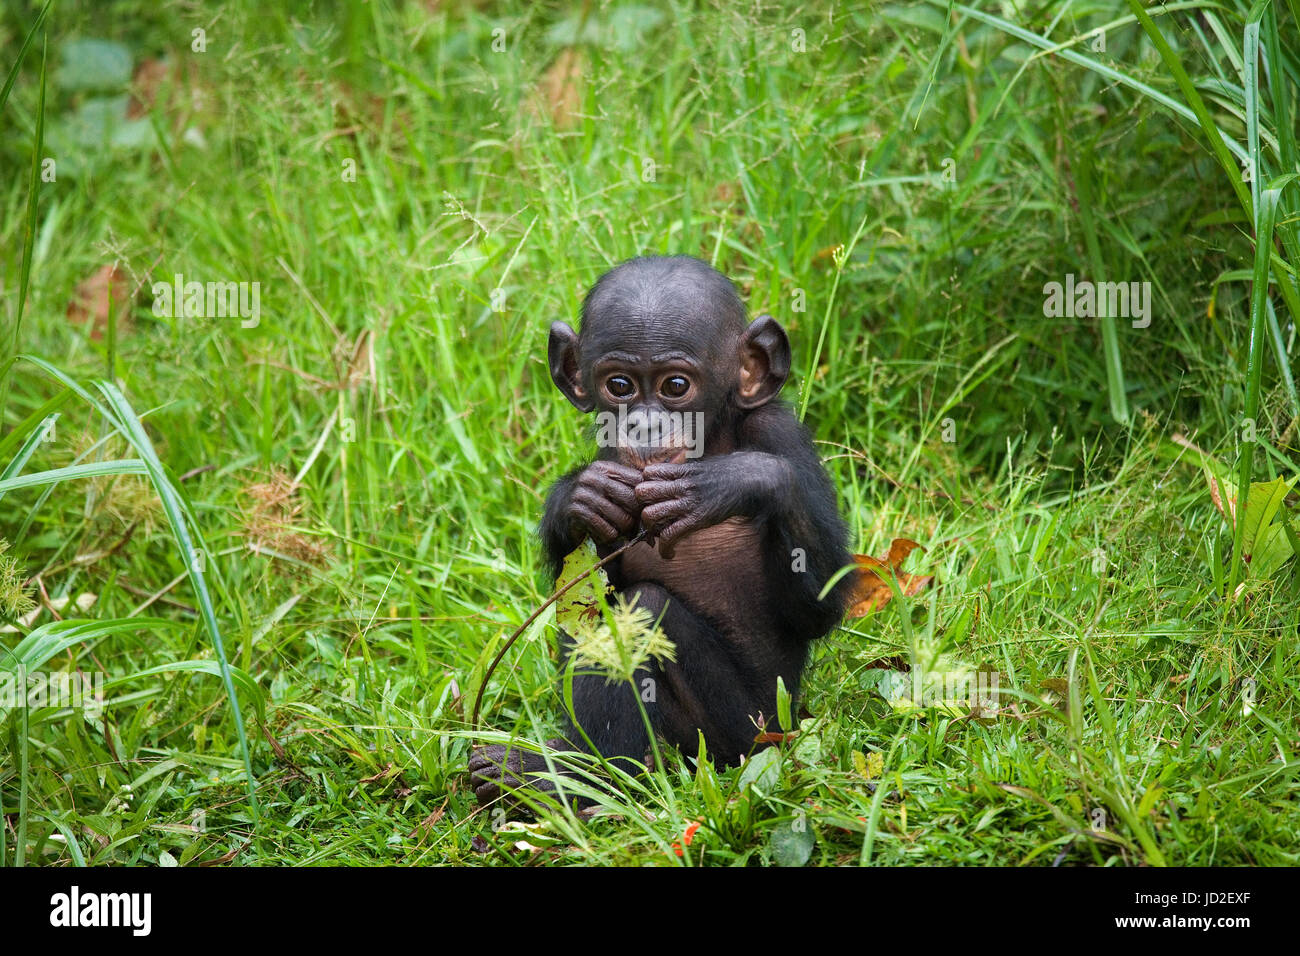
[{"x1": 468, "y1": 739, "x2": 570, "y2": 805}]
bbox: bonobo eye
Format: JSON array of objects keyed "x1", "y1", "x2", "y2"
[
  {"x1": 605, "y1": 375, "x2": 636, "y2": 399},
  {"x1": 660, "y1": 375, "x2": 691, "y2": 399}
]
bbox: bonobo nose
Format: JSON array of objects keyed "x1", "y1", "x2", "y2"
[{"x1": 614, "y1": 407, "x2": 690, "y2": 468}]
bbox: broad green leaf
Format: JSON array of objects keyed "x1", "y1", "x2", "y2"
[
  {"x1": 1240, "y1": 475, "x2": 1295, "y2": 557},
  {"x1": 737, "y1": 745, "x2": 782, "y2": 792},
  {"x1": 555, "y1": 540, "x2": 613, "y2": 632},
  {"x1": 770, "y1": 818, "x2": 816, "y2": 867},
  {"x1": 57, "y1": 95, "x2": 157, "y2": 150},
  {"x1": 56, "y1": 38, "x2": 131, "y2": 91}
]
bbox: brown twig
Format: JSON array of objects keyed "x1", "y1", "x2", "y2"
[{"x1": 470, "y1": 531, "x2": 645, "y2": 730}]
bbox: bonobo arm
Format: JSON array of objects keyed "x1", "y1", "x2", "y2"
[
  {"x1": 740, "y1": 402, "x2": 852, "y2": 637},
  {"x1": 634, "y1": 451, "x2": 793, "y2": 545},
  {"x1": 539, "y1": 467, "x2": 584, "y2": 574},
  {"x1": 633, "y1": 403, "x2": 849, "y2": 632}
]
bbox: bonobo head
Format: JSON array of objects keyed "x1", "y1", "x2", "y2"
[{"x1": 548, "y1": 256, "x2": 792, "y2": 468}]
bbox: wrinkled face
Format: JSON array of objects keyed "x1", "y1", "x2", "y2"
[{"x1": 548, "y1": 256, "x2": 792, "y2": 468}]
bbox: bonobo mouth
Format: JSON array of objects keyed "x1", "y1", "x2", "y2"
[
  {"x1": 617, "y1": 443, "x2": 689, "y2": 470},
  {"x1": 597, "y1": 406, "x2": 706, "y2": 469}
]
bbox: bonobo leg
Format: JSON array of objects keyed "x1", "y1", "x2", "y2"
[
  {"x1": 470, "y1": 583, "x2": 783, "y2": 806},
  {"x1": 571, "y1": 582, "x2": 779, "y2": 766}
]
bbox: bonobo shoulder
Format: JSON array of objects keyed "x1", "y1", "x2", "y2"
[{"x1": 737, "y1": 400, "x2": 821, "y2": 453}]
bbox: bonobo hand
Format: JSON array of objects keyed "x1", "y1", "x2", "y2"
[
  {"x1": 563, "y1": 460, "x2": 642, "y2": 545},
  {"x1": 635, "y1": 453, "x2": 789, "y2": 552}
]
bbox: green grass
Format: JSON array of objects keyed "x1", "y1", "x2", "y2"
[{"x1": 1, "y1": 0, "x2": 1298, "y2": 866}]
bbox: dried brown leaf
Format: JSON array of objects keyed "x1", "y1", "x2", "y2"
[
  {"x1": 128, "y1": 57, "x2": 172, "y2": 119},
  {"x1": 845, "y1": 537, "x2": 934, "y2": 617},
  {"x1": 67, "y1": 265, "x2": 131, "y2": 340},
  {"x1": 536, "y1": 48, "x2": 584, "y2": 128}
]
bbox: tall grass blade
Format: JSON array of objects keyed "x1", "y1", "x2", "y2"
[
  {"x1": 1231, "y1": 184, "x2": 1282, "y2": 591},
  {"x1": 95, "y1": 382, "x2": 259, "y2": 818},
  {"x1": 0, "y1": 0, "x2": 51, "y2": 113},
  {"x1": 1123, "y1": 0, "x2": 1254, "y2": 215},
  {"x1": 0, "y1": 32, "x2": 47, "y2": 429}
]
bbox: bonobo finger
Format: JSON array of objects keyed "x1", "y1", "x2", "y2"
[
  {"x1": 592, "y1": 497, "x2": 639, "y2": 533},
  {"x1": 654, "y1": 517, "x2": 698, "y2": 549},
  {"x1": 569, "y1": 499, "x2": 619, "y2": 543},
  {"x1": 640, "y1": 499, "x2": 691, "y2": 531},
  {"x1": 468, "y1": 745, "x2": 503, "y2": 774},
  {"x1": 641, "y1": 462, "x2": 691, "y2": 482},
  {"x1": 591, "y1": 460, "x2": 644, "y2": 487},
  {"x1": 582, "y1": 472, "x2": 639, "y2": 511},
  {"x1": 468, "y1": 745, "x2": 512, "y2": 802},
  {"x1": 635, "y1": 479, "x2": 691, "y2": 506},
  {"x1": 572, "y1": 487, "x2": 635, "y2": 531}
]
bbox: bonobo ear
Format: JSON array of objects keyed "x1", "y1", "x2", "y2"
[
  {"x1": 736, "y1": 314, "x2": 791, "y2": 409},
  {"x1": 548, "y1": 321, "x2": 594, "y2": 412}
]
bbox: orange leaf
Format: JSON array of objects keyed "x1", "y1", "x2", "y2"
[
  {"x1": 752, "y1": 731, "x2": 797, "y2": 745},
  {"x1": 1206, "y1": 470, "x2": 1234, "y2": 523},
  {"x1": 845, "y1": 537, "x2": 933, "y2": 617}
]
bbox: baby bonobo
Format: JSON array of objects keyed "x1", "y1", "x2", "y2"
[{"x1": 469, "y1": 255, "x2": 850, "y2": 806}]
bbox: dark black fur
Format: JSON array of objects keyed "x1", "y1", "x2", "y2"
[{"x1": 470, "y1": 255, "x2": 851, "y2": 805}]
